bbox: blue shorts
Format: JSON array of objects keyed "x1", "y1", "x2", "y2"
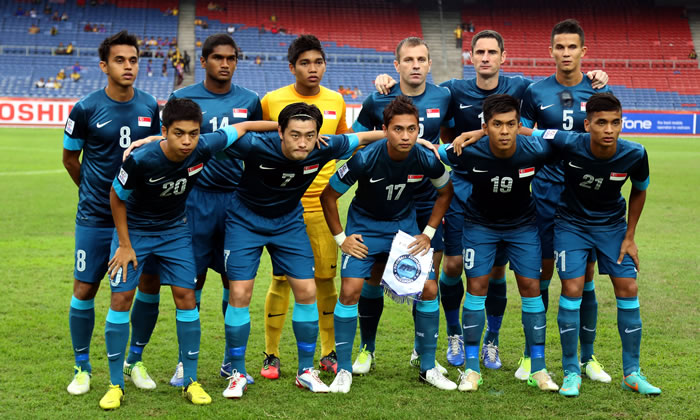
[
  {"x1": 462, "y1": 223, "x2": 541, "y2": 279},
  {"x1": 532, "y1": 177, "x2": 563, "y2": 259},
  {"x1": 73, "y1": 224, "x2": 114, "y2": 283},
  {"x1": 224, "y1": 197, "x2": 314, "y2": 281},
  {"x1": 416, "y1": 201, "x2": 445, "y2": 253},
  {"x1": 108, "y1": 228, "x2": 197, "y2": 292},
  {"x1": 341, "y1": 210, "x2": 419, "y2": 279},
  {"x1": 186, "y1": 187, "x2": 229, "y2": 275},
  {"x1": 554, "y1": 219, "x2": 637, "y2": 279}
]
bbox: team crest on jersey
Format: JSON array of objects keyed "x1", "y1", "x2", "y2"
[
  {"x1": 407, "y1": 174, "x2": 424, "y2": 183},
  {"x1": 323, "y1": 110, "x2": 337, "y2": 120},
  {"x1": 426, "y1": 109, "x2": 440, "y2": 119},
  {"x1": 233, "y1": 108, "x2": 248, "y2": 118},
  {"x1": 580, "y1": 102, "x2": 587, "y2": 112},
  {"x1": 543, "y1": 129, "x2": 558, "y2": 140},
  {"x1": 609, "y1": 172, "x2": 627, "y2": 181},
  {"x1": 337, "y1": 163, "x2": 349, "y2": 178},
  {"x1": 304, "y1": 164, "x2": 319, "y2": 174},
  {"x1": 138, "y1": 116, "x2": 152, "y2": 127},
  {"x1": 519, "y1": 167, "x2": 535, "y2": 178},
  {"x1": 65, "y1": 117, "x2": 75, "y2": 135},
  {"x1": 118, "y1": 168, "x2": 128, "y2": 185},
  {"x1": 188, "y1": 163, "x2": 203, "y2": 176}
]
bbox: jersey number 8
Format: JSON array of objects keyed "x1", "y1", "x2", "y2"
[{"x1": 119, "y1": 126, "x2": 131, "y2": 148}]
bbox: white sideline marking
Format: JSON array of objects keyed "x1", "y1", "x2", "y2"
[{"x1": 0, "y1": 169, "x2": 64, "y2": 176}]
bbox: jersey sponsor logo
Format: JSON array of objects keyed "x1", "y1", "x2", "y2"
[
  {"x1": 568, "y1": 161, "x2": 583, "y2": 169},
  {"x1": 543, "y1": 129, "x2": 558, "y2": 139},
  {"x1": 96, "y1": 119, "x2": 112, "y2": 128},
  {"x1": 426, "y1": 108, "x2": 440, "y2": 118},
  {"x1": 148, "y1": 176, "x2": 166, "y2": 183},
  {"x1": 118, "y1": 168, "x2": 128, "y2": 185},
  {"x1": 138, "y1": 116, "x2": 152, "y2": 127},
  {"x1": 65, "y1": 117, "x2": 75, "y2": 135},
  {"x1": 407, "y1": 174, "x2": 424, "y2": 183},
  {"x1": 369, "y1": 177, "x2": 385, "y2": 183},
  {"x1": 519, "y1": 167, "x2": 535, "y2": 178},
  {"x1": 610, "y1": 172, "x2": 627, "y2": 181},
  {"x1": 323, "y1": 110, "x2": 337, "y2": 120},
  {"x1": 459, "y1": 104, "x2": 472, "y2": 109},
  {"x1": 540, "y1": 104, "x2": 554, "y2": 110},
  {"x1": 337, "y1": 163, "x2": 349, "y2": 178},
  {"x1": 188, "y1": 163, "x2": 204, "y2": 176},
  {"x1": 233, "y1": 108, "x2": 248, "y2": 118},
  {"x1": 303, "y1": 164, "x2": 319, "y2": 174}
]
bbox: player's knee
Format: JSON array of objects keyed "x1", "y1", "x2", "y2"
[
  {"x1": 490, "y1": 265, "x2": 506, "y2": 279},
  {"x1": 138, "y1": 273, "x2": 161, "y2": 294},
  {"x1": 421, "y1": 279, "x2": 438, "y2": 300},
  {"x1": 560, "y1": 277, "x2": 584, "y2": 297},
  {"x1": 171, "y1": 287, "x2": 197, "y2": 309},
  {"x1": 289, "y1": 278, "x2": 316, "y2": 304},
  {"x1": 110, "y1": 290, "x2": 135, "y2": 311},
  {"x1": 73, "y1": 279, "x2": 99, "y2": 300},
  {"x1": 467, "y1": 276, "x2": 489, "y2": 296},
  {"x1": 613, "y1": 278, "x2": 637, "y2": 298},
  {"x1": 443, "y1": 255, "x2": 463, "y2": 277}
]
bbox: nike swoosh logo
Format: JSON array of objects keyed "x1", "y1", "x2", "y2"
[
  {"x1": 568, "y1": 161, "x2": 583, "y2": 169},
  {"x1": 201, "y1": 111, "x2": 207, "y2": 115},
  {"x1": 96, "y1": 120, "x2": 112, "y2": 128},
  {"x1": 330, "y1": 264, "x2": 337, "y2": 269},
  {"x1": 533, "y1": 325, "x2": 546, "y2": 330},
  {"x1": 463, "y1": 324, "x2": 479, "y2": 329},
  {"x1": 322, "y1": 311, "x2": 334, "y2": 315},
  {"x1": 148, "y1": 176, "x2": 166, "y2": 183},
  {"x1": 472, "y1": 168, "x2": 487, "y2": 173},
  {"x1": 369, "y1": 178, "x2": 385, "y2": 183},
  {"x1": 267, "y1": 313, "x2": 284, "y2": 318},
  {"x1": 434, "y1": 333, "x2": 439, "y2": 338},
  {"x1": 624, "y1": 327, "x2": 641, "y2": 334},
  {"x1": 559, "y1": 328, "x2": 576, "y2": 334},
  {"x1": 135, "y1": 341, "x2": 148, "y2": 346},
  {"x1": 335, "y1": 342, "x2": 349, "y2": 346},
  {"x1": 259, "y1": 165, "x2": 276, "y2": 170},
  {"x1": 460, "y1": 104, "x2": 472, "y2": 109},
  {"x1": 107, "y1": 352, "x2": 121, "y2": 358},
  {"x1": 540, "y1": 104, "x2": 554, "y2": 110},
  {"x1": 581, "y1": 326, "x2": 596, "y2": 332},
  {"x1": 75, "y1": 346, "x2": 89, "y2": 352},
  {"x1": 188, "y1": 350, "x2": 199, "y2": 355}
]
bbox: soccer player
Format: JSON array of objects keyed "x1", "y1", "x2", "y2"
[
  {"x1": 351, "y1": 37, "x2": 451, "y2": 374},
  {"x1": 165, "y1": 33, "x2": 262, "y2": 386},
  {"x1": 259, "y1": 34, "x2": 350, "y2": 378},
  {"x1": 220, "y1": 103, "x2": 383, "y2": 399},
  {"x1": 438, "y1": 95, "x2": 558, "y2": 393},
  {"x1": 321, "y1": 96, "x2": 455, "y2": 393},
  {"x1": 62, "y1": 31, "x2": 161, "y2": 396},
  {"x1": 530, "y1": 93, "x2": 659, "y2": 396},
  {"x1": 101, "y1": 98, "x2": 276, "y2": 409},
  {"x1": 520, "y1": 19, "x2": 612, "y2": 383}
]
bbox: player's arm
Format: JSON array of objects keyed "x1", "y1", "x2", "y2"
[
  {"x1": 450, "y1": 128, "x2": 486, "y2": 155},
  {"x1": 355, "y1": 130, "x2": 384, "y2": 146},
  {"x1": 617, "y1": 152, "x2": 650, "y2": 270},
  {"x1": 230, "y1": 120, "x2": 278, "y2": 136},
  {"x1": 320, "y1": 177, "x2": 369, "y2": 259},
  {"x1": 108, "y1": 177, "x2": 137, "y2": 283},
  {"x1": 518, "y1": 86, "x2": 537, "y2": 137},
  {"x1": 62, "y1": 104, "x2": 87, "y2": 186},
  {"x1": 62, "y1": 149, "x2": 82, "y2": 186},
  {"x1": 409, "y1": 174, "x2": 453, "y2": 256},
  {"x1": 374, "y1": 74, "x2": 397, "y2": 95}
]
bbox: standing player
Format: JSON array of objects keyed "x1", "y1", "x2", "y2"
[
  {"x1": 259, "y1": 34, "x2": 350, "y2": 378},
  {"x1": 351, "y1": 37, "x2": 451, "y2": 374},
  {"x1": 62, "y1": 31, "x2": 161, "y2": 396},
  {"x1": 521, "y1": 19, "x2": 612, "y2": 384},
  {"x1": 321, "y1": 96, "x2": 455, "y2": 393},
  {"x1": 101, "y1": 98, "x2": 276, "y2": 409},
  {"x1": 219, "y1": 103, "x2": 383, "y2": 399},
  {"x1": 438, "y1": 95, "x2": 558, "y2": 393},
  {"x1": 531, "y1": 93, "x2": 660, "y2": 396},
  {"x1": 165, "y1": 33, "x2": 262, "y2": 386}
]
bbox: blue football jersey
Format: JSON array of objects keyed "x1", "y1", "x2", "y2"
[
  {"x1": 223, "y1": 132, "x2": 359, "y2": 218},
  {"x1": 330, "y1": 140, "x2": 449, "y2": 221},
  {"x1": 543, "y1": 130, "x2": 650, "y2": 227},
  {"x1": 521, "y1": 74, "x2": 611, "y2": 184},
  {"x1": 113, "y1": 129, "x2": 235, "y2": 233},
  {"x1": 439, "y1": 135, "x2": 555, "y2": 229},
  {"x1": 170, "y1": 82, "x2": 262, "y2": 192},
  {"x1": 63, "y1": 88, "x2": 161, "y2": 227}
]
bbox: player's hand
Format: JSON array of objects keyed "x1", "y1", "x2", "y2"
[
  {"x1": 417, "y1": 138, "x2": 439, "y2": 159},
  {"x1": 108, "y1": 245, "x2": 138, "y2": 283},
  {"x1": 587, "y1": 70, "x2": 609, "y2": 90},
  {"x1": 341, "y1": 234, "x2": 369, "y2": 259},
  {"x1": 123, "y1": 135, "x2": 164, "y2": 161},
  {"x1": 374, "y1": 74, "x2": 397, "y2": 95},
  {"x1": 316, "y1": 135, "x2": 329, "y2": 149},
  {"x1": 617, "y1": 237, "x2": 639, "y2": 272},
  {"x1": 408, "y1": 234, "x2": 431, "y2": 256},
  {"x1": 452, "y1": 129, "x2": 484, "y2": 155}
]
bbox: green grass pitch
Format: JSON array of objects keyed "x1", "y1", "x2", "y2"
[{"x1": 0, "y1": 128, "x2": 698, "y2": 419}]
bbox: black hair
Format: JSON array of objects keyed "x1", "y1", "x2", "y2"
[
  {"x1": 383, "y1": 95, "x2": 419, "y2": 127},
  {"x1": 98, "y1": 30, "x2": 139, "y2": 62},
  {"x1": 471, "y1": 30, "x2": 504, "y2": 53},
  {"x1": 395, "y1": 37, "x2": 430, "y2": 61},
  {"x1": 585, "y1": 92, "x2": 622, "y2": 117},
  {"x1": 278, "y1": 102, "x2": 323, "y2": 132},
  {"x1": 551, "y1": 19, "x2": 585, "y2": 46},
  {"x1": 161, "y1": 98, "x2": 203, "y2": 128},
  {"x1": 288, "y1": 34, "x2": 325, "y2": 65},
  {"x1": 482, "y1": 94, "x2": 520, "y2": 124},
  {"x1": 202, "y1": 33, "x2": 238, "y2": 60}
]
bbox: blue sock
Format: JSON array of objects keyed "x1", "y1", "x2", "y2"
[
  {"x1": 194, "y1": 289, "x2": 202, "y2": 312},
  {"x1": 522, "y1": 296, "x2": 547, "y2": 373},
  {"x1": 540, "y1": 279, "x2": 551, "y2": 313},
  {"x1": 462, "y1": 293, "x2": 486, "y2": 372},
  {"x1": 292, "y1": 302, "x2": 319, "y2": 374},
  {"x1": 224, "y1": 304, "x2": 250, "y2": 376},
  {"x1": 126, "y1": 291, "x2": 159, "y2": 364},
  {"x1": 176, "y1": 308, "x2": 201, "y2": 386},
  {"x1": 333, "y1": 301, "x2": 357, "y2": 373},
  {"x1": 617, "y1": 297, "x2": 642, "y2": 376},
  {"x1": 221, "y1": 288, "x2": 229, "y2": 318},
  {"x1": 105, "y1": 309, "x2": 130, "y2": 388},
  {"x1": 580, "y1": 281, "x2": 597, "y2": 363},
  {"x1": 439, "y1": 270, "x2": 463, "y2": 337},
  {"x1": 484, "y1": 276, "x2": 506, "y2": 347},
  {"x1": 358, "y1": 283, "x2": 383, "y2": 353},
  {"x1": 558, "y1": 295, "x2": 582, "y2": 374},
  {"x1": 415, "y1": 299, "x2": 439, "y2": 371},
  {"x1": 69, "y1": 296, "x2": 95, "y2": 373}
]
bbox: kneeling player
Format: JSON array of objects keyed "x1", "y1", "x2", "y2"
[
  {"x1": 101, "y1": 98, "x2": 276, "y2": 409},
  {"x1": 320, "y1": 96, "x2": 455, "y2": 393}
]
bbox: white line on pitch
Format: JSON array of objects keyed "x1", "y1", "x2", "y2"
[{"x1": 0, "y1": 169, "x2": 64, "y2": 176}]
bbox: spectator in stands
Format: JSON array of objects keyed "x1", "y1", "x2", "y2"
[
  {"x1": 148, "y1": 37, "x2": 157, "y2": 47},
  {"x1": 161, "y1": 37, "x2": 169, "y2": 47},
  {"x1": 51, "y1": 26, "x2": 58, "y2": 36},
  {"x1": 30, "y1": 8, "x2": 38, "y2": 19},
  {"x1": 98, "y1": 24, "x2": 106, "y2": 33},
  {"x1": 454, "y1": 25, "x2": 463, "y2": 48},
  {"x1": 84, "y1": 23, "x2": 92, "y2": 32},
  {"x1": 467, "y1": 21, "x2": 475, "y2": 32},
  {"x1": 259, "y1": 24, "x2": 266, "y2": 33},
  {"x1": 35, "y1": 78, "x2": 46, "y2": 88},
  {"x1": 208, "y1": 2, "x2": 223, "y2": 12},
  {"x1": 227, "y1": 25, "x2": 236, "y2": 35},
  {"x1": 55, "y1": 42, "x2": 67, "y2": 54},
  {"x1": 29, "y1": 24, "x2": 40, "y2": 35},
  {"x1": 270, "y1": 14, "x2": 277, "y2": 23},
  {"x1": 16, "y1": 7, "x2": 25, "y2": 17},
  {"x1": 57, "y1": 69, "x2": 66, "y2": 81},
  {"x1": 61, "y1": 12, "x2": 69, "y2": 21},
  {"x1": 73, "y1": 62, "x2": 82, "y2": 73},
  {"x1": 147, "y1": 59, "x2": 153, "y2": 77},
  {"x1": 170, "y1": 37, "x2": 177, "y2": 47},
  {"x1": 196, "y1": 38, "x2": 202, "y2": 48},
  {"x1": 175, "y1": 61, "x2": 184, "y2": 86},
  {"x1": 690, "y1": 49, "x2": 697, "y2": 60},
  {"x1": 462, "y1": 50, "x2": 471, "y2": 65},
  {"x1": 183, "y1": 51, "x2": 191, "y2": 74},
  {"x1": 155, "y1": 47, "x2": 164, "y2": 58},
  {"x1": 71, "y1": 70, "x2": 81, "y2": 82},
  {"x1": 52, "y1": 11, "x2": 60, "y2": 21},
  {"x1": 157, "y1": 37, "x2": 163, "y2": 46},
  {"x1": 172, "y1": 8, "x2": 178, "y2": 16},
  {"x1": 338, "y1": 85, "x2": 348, "y2": 95},
  {"x1": 44, "y1": 5, "x2": 52, "y2": 15},
  {"x1": 66, "y1": 43, "x2": 74, "y2": 55},
  {"x1": 354, "y1": 86, "x2": 362, "y2": 98},
  {"x1": 164, "y1": 8, "x2": 173, "y2": 16},
  {"x1": 162, "y1": 59, "x2": 168, "y2": 77},
  {"x1": 254, "y1": 55, "x2": 262, "y2": 66}
]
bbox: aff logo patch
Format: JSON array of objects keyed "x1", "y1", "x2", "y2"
[
  {"x1": 65, "y1": 117, "x2": 75, "y2": 135},
  {"x1": 543, "y1": 129, "x2": 558, "y2": 140},
  {"x1": 337, "y1": 163, "x2": 349, "y2": 178},
  {"x1": 118, "y1": 168, "x2": 128, "y2": 185}
]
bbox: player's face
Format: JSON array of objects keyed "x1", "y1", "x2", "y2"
[
  {"x1": 290, "y1": 50, "x2": 326, "y2": 89},
  {"x1": 100, "y1": 44, "x2": 139, "y2": 87},
  {"x1": 549, "y1": 33, "x2": 587, "y2": 73},
  {"x1": 383, "y1": 113, "x2": 419, "y2": 155},
  {"x1": 585, "y1": 110, "x2": 622, "y2": 149},
  {"x1": 162, "y1": 120, "x2": 200, "y2": 161},
  {"x1": 483, "y1": 110, "x2": 521, "y2": 155},
  {"x1": 201, "y1": 44, "x2": 237, "y2": 82},
  {"x1": 471, "y1": 37, "x2": 505, "y2": 78},
  {"x1": 279, "y1": 119, "x2": 318, "y2": 160},
  {"x1": 394, "y1": 44, "x2": 431, "y2": 88}
]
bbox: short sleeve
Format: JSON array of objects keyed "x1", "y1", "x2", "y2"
[
  {"x1": 336, "y1": 101, "x2": 349, "y2": 134},
  {"x1": 630, "y1": 148, "x2": 650, "y2": 191},
  {"x1": 352, "y1": 95, "x2": 376, "y2": 132},
  {"x1": 250, "y1": 98, "x2": 263, "y2": 120},
  {"x1": 331, "y1": 151, "x2": 365, "y2": 193},
  {"x1": 149, "y1": 102, "x2": 162, "y2": 135},
  {"x1": 63, "y1": 101, "x2": 87, "y2": 150},
  {"x1": 114, "y1": 154, "x2": 141, "y2": 195},
  {"x1": 222, "y1": 132, "x2": 254, "y2": 160},
  {"x1": 330, "y1": 134, "x2": 359, "y2": 160},
  {"x1": 437, "y1": 144, "x2": 463, "y2": 168},
  {"x1": 520, "y1": 86, "x2": 537, "y2": 129},
  {"x1": 261, "y1": 94, "x2": 271, "y2": 121}
]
